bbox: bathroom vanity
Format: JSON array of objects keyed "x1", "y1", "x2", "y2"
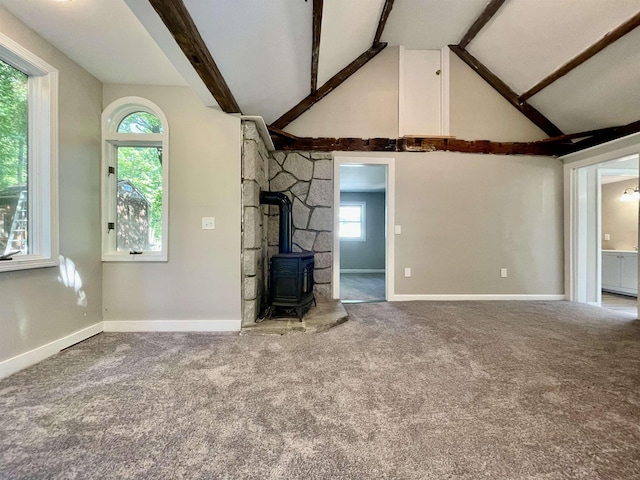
[{"x1": 602, "y1": 250, "x2": 638, "y2": 297}]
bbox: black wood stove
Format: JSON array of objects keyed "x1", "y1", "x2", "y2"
[{"x1": 260, "y1": 192, "x2": 315, "y2": 320}]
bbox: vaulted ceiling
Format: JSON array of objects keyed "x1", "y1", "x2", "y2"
[{"x1": 2, "y1": 0, "x2": 639, "y2": 154}]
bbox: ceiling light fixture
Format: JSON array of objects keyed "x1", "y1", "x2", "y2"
[{"x1": 620, "y1": 186, "x2": 640, "y2": 202}]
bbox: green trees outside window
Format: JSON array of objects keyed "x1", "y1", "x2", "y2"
[{"x1": 0, "y1": 60, "x2": 28, "y2": 254}]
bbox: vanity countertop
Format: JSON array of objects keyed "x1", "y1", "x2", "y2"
[{"x1": 602, "y1": 250, "x2": 638, "y2": 253}]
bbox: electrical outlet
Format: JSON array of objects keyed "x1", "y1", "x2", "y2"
[
  {"x1": 500, "y1": 268, "x2": 507, "y2": 278},
  {"x1": 604, "y1": 233, "x2": 610, "y2": 241},
  {"x1": 202, "y1": 217, "x2": 215, "y2": 230},
  {"x1": 404, "y1": 267, "x2": 411, "y2": 277}
]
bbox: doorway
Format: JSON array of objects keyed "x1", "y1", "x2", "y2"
[
  {"x1": 599, "y1": 166, "x2": 639, "y2": 315},
  {"x1": 332, "y1": 157, "x2": 395, "y2": 302},
  {"x1": 568, "y1": 153, "x2": 639, "y2": 316}
]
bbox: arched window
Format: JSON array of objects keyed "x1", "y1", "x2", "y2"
[{"x1": 102, "y1": 97, "x2": 169, "y2": 261}]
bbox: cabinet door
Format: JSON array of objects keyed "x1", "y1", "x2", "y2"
[
  {"x1": 620, "y1": 254, "x2": 638, "y2": 291},
  {"x1": 602, "y1": 253, "x2": 621, "y2": 288}
]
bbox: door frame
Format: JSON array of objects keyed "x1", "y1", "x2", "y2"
[
  {"x1": 333, "y1": 157, "x2": 396, "y2": 301},
  {"x1": 562, "y1": 133, "x2": 640, "y2": 308}
]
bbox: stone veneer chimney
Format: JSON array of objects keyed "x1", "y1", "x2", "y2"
[{"x1": 241, "y1": 120, "x2": 334, "y2": 325}]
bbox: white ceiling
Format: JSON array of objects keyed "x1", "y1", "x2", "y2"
[
  {"x1": 340, "y1": 165, "x2": 387, "y2": 192},
  {"x1": 317, "y1": 0, "x2": 385, "y2": 87},
  {"x1": 1, "y1": 0, "x2": 638, "y2": 136},
  {"x1": 182, "y1": 0, "x2": 312, "y2": 123},
  {"x1": 0, "y1": 0, "x2": 186, "y2": 86},
  {"x1": 601, "y1": 175, "x2": 638, "y2": 185},
  {"x1": 382, "y1": 0, "x2": 488, "y2": 49},
  {"x1": 468, "y1": 0, "x2": 640, "y2": 94},
  {"x1": 527, "y1": 28, "x2": 640, "y2": 133}
]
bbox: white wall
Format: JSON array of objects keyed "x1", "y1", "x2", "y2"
[
  {"x1": 102, "y1": 85, "x2": 242, "y2": 326},
  {"x1": 0, "y1": 8, "x2": 103, "y2": 364}
]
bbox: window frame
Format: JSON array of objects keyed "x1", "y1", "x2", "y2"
[
  {"x1": 339, "y1": 201, "x2": 367, "y2": 242},
  {"x1": 101, "y1": 97, "x2": 169, "y2": 262},
  {"x1": 0, "y1": 33, "x2": 59, "y2": 273}
]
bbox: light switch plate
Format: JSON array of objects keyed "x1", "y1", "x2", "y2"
[
  {"x1": 202, "y1": 217, "x2": 215, "y2": 230},
  {"x1": 395, "y1": 225, "x2": 402, "y2": 235},
  {"x1": 404, "y1": 267, "x2": 411, "y2": 277},
  {"x1": 604, "y1": 233, "x2": 610, "y2": 241},
  {"x1": 500, "y1": 268, "x2": 507, "y2": 278}
]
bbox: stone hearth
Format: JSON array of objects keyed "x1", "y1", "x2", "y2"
[{"x1": 240, "y1": 300, "x2": 348, "y2": 335}]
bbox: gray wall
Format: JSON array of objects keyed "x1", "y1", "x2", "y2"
[
  {"x1": 0, "y1": 8, "x2": 103, "y2": 362},
  {"x1": 288, "y1": 46, "x2": 546, "y2": 142},
  {"x1": 102, "y1": 85, "x2": 242, "y2": 323},
  {"x1": 336, "y1": 151, "x2": 564, "y2": 296},
  {"x1": 602, "y1": 178, "x2": 639, "y2": 251},
  {"x1": 340, "y1": 192, "x2": 385, "y2": 270}
]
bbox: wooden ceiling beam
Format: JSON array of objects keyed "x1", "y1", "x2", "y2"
[
  {"x1": 449, "y1": 45, "x2": 563, "y2": 137},
  {"x1": 148, "y1": 0, "x2": 241, "y2": 113},
  {"x1": 271, "y1": 42, "x2": 387, "y2": 130},
  {"x1": 311, "y1": 0, "x2": 323, "y2": 93},
  {"x1": 271, "y1": 135, "x2": 567, "y2": 156},
  {"x1": 373, "y1": 0, "x2": 395, "y2": 46},
  {"x1": 566, "y1": 119, "x2": 640, "y2": 153},
  {"x1": 268, "y1": 125, "x2": 300, "y2": 141},
  {"x1": 520, "y1": 12, "x2": 640, "y2": 102},
  {"x1": 458, "y1": 0, "x2": 508, "y2": 49},
  {"x1": 537, "y1": 125, "x2": 635, "y2": 144}
]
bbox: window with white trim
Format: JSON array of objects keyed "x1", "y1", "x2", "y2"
[
  {"x1": 339, "y1": 202, "x2": 366, "y2": 241},
  {"x1": 0, "y1": 33, "x2": 58, "y2": 272},
  {"x1": 102, "y1": 97, "x2": 169, "y2": 261}
]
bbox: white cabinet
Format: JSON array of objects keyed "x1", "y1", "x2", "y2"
[{"x1": 602, "y1": 251, "x2": 637, "y2": 296}]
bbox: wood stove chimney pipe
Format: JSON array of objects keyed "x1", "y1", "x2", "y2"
[{"x1": 259, "y1": 191, "x2": 293, "y2": 254}]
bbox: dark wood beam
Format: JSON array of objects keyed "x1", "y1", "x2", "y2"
[
  {"x1": 271, "y1": 135, "x2": 567, "y2": 156},
  {"x1": 537, "y1": 125, "x2": 631, "y2": 144},
  {"x1": 311, "y1": 0, "x2": 323, "y2": 93},
  {"x1": 268, "y1": 125, "x2": 300, "y2": 141},
  {"x1": 148, "y1": 0, "x2": 241, "y2": 113},
  {"x1": 458, "y1": 0, "x2": 508, "y2": 49},
  {"x1": 566, "y1": 119, "x2": 640, "y2": 153},
  {"x1": 373, "y1": 0, "x2": 395, "y2": 45},
  {"x1": 271, "y1": 43, "x2": 387, "y2": 130},
  {"x1": 449, "y1": 45, "x2": 563, "y2": 137},
  {"x1": 520, "y1": 12, "x2": 640, "y2": 102}
]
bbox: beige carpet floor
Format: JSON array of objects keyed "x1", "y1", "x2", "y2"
[{"x1": 1, "y1": 301, "x2": 639, "y2": 479}]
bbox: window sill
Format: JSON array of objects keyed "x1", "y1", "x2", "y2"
[
  {"x1": 0, "y1": 256, "x2": 58, "y2": 273},
  {"x1": 102, "y1": 252, "x2": 168, "y2": 262}
]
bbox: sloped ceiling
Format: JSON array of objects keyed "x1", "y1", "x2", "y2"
[
  {"x1": 0, "y1": 0, "x2": 186, "y2": 86},
  {"x1": 1, "y1": 0, "x2": 639, "y2": 139},
  {"x1": 467, "y1": 0, "x2": 640, "y2": 134},
  {"x1": 317, "y1": 0, "x2": 385, "y2": 86},
  {"x1": 181, "y1": 0, "x2": 312, "y2": 123}
]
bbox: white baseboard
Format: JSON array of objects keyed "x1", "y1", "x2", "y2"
[
  {"x1": 0, "y1": 319, "x2": 240, "y2": 380},
  {"x1": 390, "y1": 294, "x2": 566, "y2": 301},
  {"x1": 340, "y1": 269, "x2": 385, "y2": 274},
  {"x1": 0, "y1": 322, "x2": 104, "y2": 380},
  {"x1": 103, "y1": 320, "x2": 241, "y2": 332}
]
